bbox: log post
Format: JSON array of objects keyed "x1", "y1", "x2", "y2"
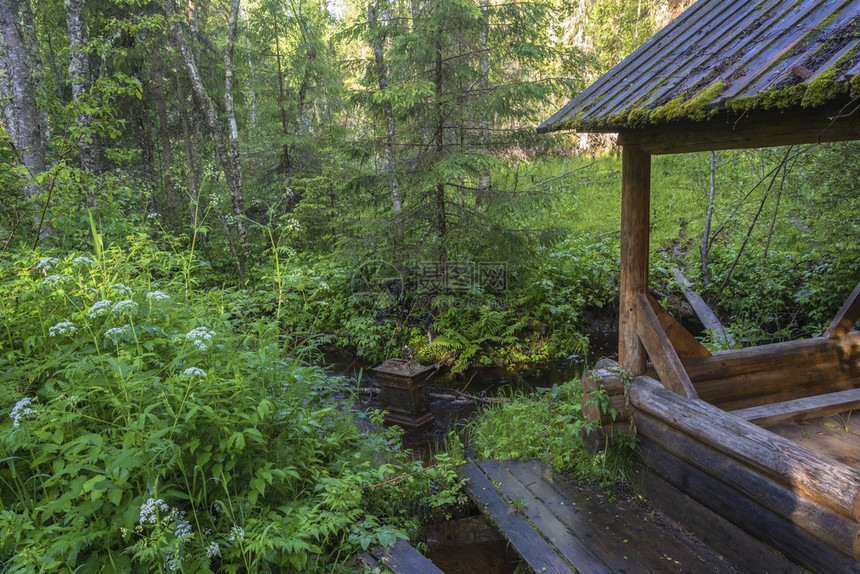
[
  {"x1": 824, "y1": 279, "x2": 860, "y2": 339},
  {"x1": 620, "y1": 145, "x2": 651, "y2": 374}
]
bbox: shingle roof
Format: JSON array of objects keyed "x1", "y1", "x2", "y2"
[{"x1": 539, "y1": 0, "x2": 860, "y2": 134}]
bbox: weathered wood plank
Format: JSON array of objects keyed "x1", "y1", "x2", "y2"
[
  {"x1": 824, "y1": 280, "x2": 860, "y2": 339},
  {"x1": 636, "y1": 294, "x2": 698, "y2": 398},
  {"x1": 478, "y1": 460, "x2": 610, "y2": 574},
  {"x1": 732, "y1": 388, "x2": 860, "y2": 427},
  {"x1": 458, "y1": 461, "x2": 574, "y2": 574},
  {"x1": 630, "y1": 375, "x2": 860, "y2": 521},
  {"x1": 634, "y1": 412, "x2": 860, "y2": 559},
  {"x1": 619, "y1": 145, "x2": 650, "y2": 375},
  {"x1": 505, "y1": 459, "x2": 727, "y2": 573},
  {"x1": 646, "y1": 292, "x2": 710, "y2": 358},
  {"x1": 639, "y1": 438, "x2": 860, "y2": 573},
  {"x1": 768, "y1": 417, "x2": 860, "y2": 470},
  {"x1": 670, "y1": 267, "x2": 734, "y2": 348},
  {"x1": 642, "y1": 472, "x2": 805, "y2": 574},
  {"x1": 372, "y1": 539, "x2": 445, "y2": 574}
]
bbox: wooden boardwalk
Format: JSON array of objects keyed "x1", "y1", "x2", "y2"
[{"x1": 458, "y1": 459, "x2": 801, "y2": 574}]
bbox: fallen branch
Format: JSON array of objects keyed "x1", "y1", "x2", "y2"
[
  {"x1": 328, "y1": 384, "x2": 509, "y2": 404},
  {"x1": 362, "y1": 464, "x2": 437, "y2": 489}
]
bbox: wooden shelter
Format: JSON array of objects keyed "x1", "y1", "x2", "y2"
[{"x1": 539, "y1": 0, "x2": 860, "y2": 571}]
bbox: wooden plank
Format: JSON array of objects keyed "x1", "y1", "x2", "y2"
[
  {"x1": 617, "y1": 103, "x2": 860, "y2": 155},
  {"x1": 457, "y1": 461, "x2": 574, "y2": 574},
  {"x1": 619, "y1": 145, "x2": 650, "y2": 375},
  {"x1": 630, "y1": 375, "x2": 860, "y2": 521},
  {"x1": 506, "y1": 459, "x2": 731, "y2": 573},
  {"x1": 732, "y1": 388, "x2": 860, "y2": 427},
  {"x1": 636, "y1": 294, "x2": 698, "y2": 398},
  {"x1": 634, "y1": 412, "x2": 860, "y2": 559},
  {"x1": 639, "y1": 438, "x2": 860, "y2": 574},
  {"x1": 646, "y1": 292, "x2": 710, "y2": 358},
  {"x1": 642, "y1": 472, "x2": 805, "y2": 574},
  {"x1": 670, "y1": 267, "x2": 734, "y2": 348},
  {"x1": 824, "y1": 280, "x2": 860, "y2": 339},
  {"x1": 477, "y1": 460, "x2": 609, "y2": 574},
  {"x1": 373, "y1": 539, "x2": 445, "y2": 574},
  {"x1": 769, "y1": 418, "x2": 860, "y2": 470}
]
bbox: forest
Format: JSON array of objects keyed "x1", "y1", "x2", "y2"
[{"x1": 1, "y1": 0, "x2": 859, "y2": 570}]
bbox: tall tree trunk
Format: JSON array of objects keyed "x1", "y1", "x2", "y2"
[
  {"x1": 368, "y1": 0, "x2": 402, "y2": 241},
  {"x1": 163, "y1": 0, "x2": 250, "y2": 267},
  {"x1": 434, "y1": 32, "x2": 447, "y2": 266},
  {"x1": 474, "y1": 0, "x2": 490, "y2": 211},
  {"x1": 700, "y1": 150, "x2": 716, "y2": 297},
  {"x1": 272, "y1": 9, "x2": 292, "y2": 208},
  {"x1": 225, "y1": 0, "x2": 243, "y2": 206},
  {"x1": 152, "y1": 49, "x2": 177, "y2": 223},
  {"x1": 65, "y1": 0, "x2": 100, "y2": 205},
  {"x1": 0, "y1": 0, "x2": 48, "y2": 206},
  {"x1": 19, "y1": 0, "x2": 49, "y2": 148}
]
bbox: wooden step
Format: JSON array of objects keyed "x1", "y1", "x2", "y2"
[{"x1": 361, "y1": 539, "x2": 445, "y2": 574}]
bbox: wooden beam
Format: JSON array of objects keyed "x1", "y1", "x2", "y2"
[
  {"x1": 636, "y1": 294, "x2": 698, "y2": 398},
  {"x1": 824, "y1": 280, "x2": 860, "y2": 339},
  {"x1": 671, "y1": 267, "x2": 734, "y2": 348},
  {"x1": 731, "y1": 388, "x2": 860, "y2": 427},
  {"x1": 647, "y1": 292, "x2": 710, "y2": 358},
  {"x1": 619, "y1": 145, "x2": 650, "y2": 375},
  {"x1": 617, "y1": 102, "x2": 860, "y2": 155},
  {"x1": 630, "y1": 375, "x2": 860, "y2": 522}
]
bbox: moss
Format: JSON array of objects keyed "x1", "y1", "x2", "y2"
[
  {"x1": 757, "y1": 84, "x2": 806, "y2": 110},
  {"x1": 647, "y1": 81, "x2": 725, "y2": 123},
  {"x1": 801, "y1": 67, "x2": 845, "y2": 107},
  {"x1": 649, "y1": 95, "x2": 685, "y2": 123}
]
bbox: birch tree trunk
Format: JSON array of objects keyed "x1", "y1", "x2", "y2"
[
  {"x1": 225, "y1": 0, "x2": 243, "y2": 206},
  {"x1": 474, "y1": 0, "x2": 490, "y2": 211},
  {"x1": 0, "y1": 0, "x2": 48, "y2": 203},
  {"x1": 64, "y1": 0, "x2": 100, "y2": 205},
  {"x1": 162, "y1": 0, "x2": 250, "y2": 267}
]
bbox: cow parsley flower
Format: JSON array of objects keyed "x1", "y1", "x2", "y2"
[
  {"x1": 182, "y1": 367, "x2": 207, "y2": 378},
  {"x1": 43, "y1": 274, "x2": 72, "y2": 286},
  {"x1": 35, "y1": 257, "x2": 58, "y2": 271},
  {"x1": 72, "y1": 256, "x2": 94, "y2": 264},
  {"x1": 186, "y1": 327, "x2": 215, "y2": 352},
  {"x1": 104, "y1": 326, "x2": 129, "y2": 343},
  {"x1": 10, "y1": 397, "x2": 33, "y2": 428},
  {"x1": 112, "y1": 300, "x2": 138, "y2": 314},
  {"x1": 165, "y1": 553, "x2": 181, "y2": 571},
  {"x1": 88, "y1": 300, "x2": 112, "y2": 318},
  {"x1": 146, "y1": 290, "x2": 170, "y2": 302},
  {"x1": 205, "y1": 541, "x2": 220, "y2": 558},
  {"x1": 49, "y1": 321, "x2": 76, "y2": 337},
  {"x1": 228, "y1": 525, "x2": 244, "y2": 542},
  {"x1": 107, "y1": 283, "x2": 132, "y2": 296},
  {"x1": 139, "y1": 497, "x2": 166, "y2": 525},
  {"x1": 174, "y1": 519, "x2": 192, "y2": 539}
]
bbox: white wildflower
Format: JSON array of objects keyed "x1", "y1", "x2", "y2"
[
  {"x1": 72, "y1": 256, "x2": 94, "y2": 265},
  {"x1": 228, "y1": 525, "x2": 244, "y2": 542},
  {"x1": 205, "y1": 541, "x2": 220, "y2": 558},
  {"x1": 88, "y1": 300, "x2": 113, "y2": 318},
  {"x1": 112, "y1": 300, "x2": 138, "y2": 314},
  {"x1": 139, "y1": 497, "x2": 164, "y2": 525},
  {"x1": 107, "y1": 283, "x2": 132, "y2": 296},
  {"x1": 147, "y1": 212, "x2": 160, "y2": 219},
  {"x1": 10, "y1": 397, "x2": 33, "y2": 429},
  {"x1": 35, "y1": 257, "x2": 58, "y2": 271},
  {"x1": 146, "y1": 290, "x2": 170, "y2": 302},
  {"x1": 185, "y1": 327, "x2": 215, "y2": 352},
  {"x1": 43, "y1": 274, "x2": 72, "y2": 286},
  {"x1": 104, "y1": 326, "x2": 129, "y2": 343},
  {"x1": 174, "y1": 519, "x2": 192, "y2": 539},
  {"x1": 48, "y1": 321, "x2": 76, "y2": 337},
  {"x1": 182, "y1": 367, "x2": 207, "y2": 378},
  {"x1": 165, "y1": 553, "x2": 181, "y2": 571},
  {"x1": 319, "y1": 282, "x2": 330, "y2": 290}
]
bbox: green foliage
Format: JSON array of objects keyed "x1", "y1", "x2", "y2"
[
  {"x1": 0, "y1": 244, "x2": 465, "y2": 572},
  {"x1": 468, "y1": 379, "x2": 636, "y2": 488}
]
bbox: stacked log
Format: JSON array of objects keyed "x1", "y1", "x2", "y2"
[
  {"x1": 580, "y1": 359, "x2": 637, "y2": 450},
  {"x1": 632, "y1": 375, "x2": 860, "y2": 571}
]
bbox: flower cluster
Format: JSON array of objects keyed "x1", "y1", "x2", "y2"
[
  {"x1": 43, "y1": 274, "x2": 72, "y2": 286},
  {"x1": 139, "y1": 497, "x2": 170, "y2": 525},
  {"x1": 49, "y1": 321, "x2": 76, "y2": 337},
  {"x1": 228, "y1": 525, "x2": 244, "y2": 542},
  {"x1": 35, "y1": 257, "x2": 58, "y2": 271},
  {"x1": 182, "y1": 367, "x2": 207, "y2": 378},
  {"x1": 72, "y1": 255, "x2": 94, "y2": 264},
  {"x1": 146, "y1": 290, "x2": 170, "y2": 302},
  {"x1": 88, "y1": 300, "x2": 112, "y2": 318},
  {"x1": 166, "y1": 553, "x2": 181, "y2": 571},
  {"x1": 205, "y1": 541, "x2": 220, "y2": 558},
  {"x1": 186, "y1": 327, "x2": 215, "y2": 352},
  {"x1": 174, "y1": 518, "x2": 192, "y2": 539},
  {"x1": 10, "y1": 397, "x2": 33, "y2": 429},
  {"x1": 112, "y1": 300, "x2": 138, "y2": 314},
  {"x1": 107, "y1": 283, "x2": 132, "y2": 296},
  {"x1": 104, "y1": 325, "x2": 130, "y2": 343}
]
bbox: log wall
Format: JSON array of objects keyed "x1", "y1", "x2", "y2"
[{"x1": 632, "y1": 375, "x2": 860, "y2": 572}]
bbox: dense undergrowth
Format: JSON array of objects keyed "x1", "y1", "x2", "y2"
[{"x1": 0, "y1": 242, "x2": 465, "y2": 572}]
